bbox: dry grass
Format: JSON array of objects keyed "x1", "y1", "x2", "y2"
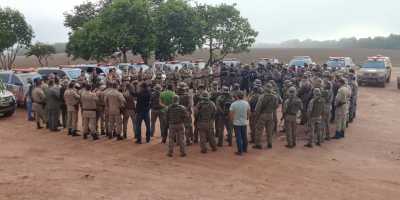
[{"x1": 13, "y1": 48, "x2": 400, "y2": 68}]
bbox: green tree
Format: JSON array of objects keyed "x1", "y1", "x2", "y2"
[
  {"x1": 154, "y1": 0, "x2": 203, "y2": 61},
  {"x1": 66, "y1": 18, "x2": 116, "y2": 62},
  {"x1": 197, "y1": 4, "x2": 258, "y2": 66},
  {"x1": 64, "y1": 1, "x2": 99, "y2": 32},
  {"x1": 25, "y1": 42, "x2": 56, "y2": 67},
  {"x1": 0, "y1": 7, "x2": 34, "y2": 70}
]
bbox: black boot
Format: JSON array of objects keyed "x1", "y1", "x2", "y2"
[
  {"x1": 37, "y1": 122, "x2": 43, "y2": 129},
  {"x1": 341, "y1": 131, "x2": 345, "y2": 138},
  {"x1": 123, "y1": 133, "x2": 127, "y2": 139},
  {"x1": 68, "y1": 128, "x2": 72, "y2": 135},
  {"x1": 92, "y1": 133, "x2": 99, "y2": 140},
  {"x1": 71, "y1": 130, "x2": 81, "y2": 137},
  {"x1": 83, "y1": 133, "x2": 88, "y2": 140}
]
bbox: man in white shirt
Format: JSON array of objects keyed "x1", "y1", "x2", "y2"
[{"x1": 229, "y1": 91, "x2": 250, "y2": 156}]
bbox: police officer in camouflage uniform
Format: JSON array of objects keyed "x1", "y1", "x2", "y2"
[
  {"x1": 321, "y1": 72, "x2": 333, "y2": 140},
  {"x1": 64, "y1": 82, "x2": 81, "y2": 136},
  {"x1": 253, "y1": 83, "x2": 279, "y2": 149},
  {"x1": 305, "y1": 88, "x2": 325, "y2": 147},
  {"x1": 283, "y1": 87, "x2": 302, "y2": 148},
  {"x1": 195, "y1": 91, "x2": 218, "y2": 153},
  {"x1": 81, "y1": 84, "x2": 99, "y2": 140},
  {"x1": 176, "y1": 82, "x2": 193, "y2": 145},
  {"x1": 248, "y1": 79, "x2": 262, "y2": 143},
  {"x1": 215, "y1": 86, "x2": 234, "y2": 146},
  {"x1": 166, "y1": 95, "x2": 188, "y2": 157},
  {"x1": 150, "y1": 84, "x2": 163, "y2": 137}
]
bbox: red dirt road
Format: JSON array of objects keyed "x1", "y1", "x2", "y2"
[{"x1": 1, "y1": 74, "x2": 400, "y2": 200}]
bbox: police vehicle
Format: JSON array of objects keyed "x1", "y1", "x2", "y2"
[{"x1": 357, "y1": 55, "x2": 392, "y2": 87}]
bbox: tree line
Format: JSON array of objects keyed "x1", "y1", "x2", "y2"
[
  {"x1": 280, "y1": 34, "x2": 400, "y2": 49},
  {"x1": 0, "y1": 0, "x2": 258, "y2": 69},
  {"x1": 64, "y1": 0, "x2": 258, "y2": 65}
]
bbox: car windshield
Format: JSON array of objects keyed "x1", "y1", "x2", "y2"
[
  {"x1": 0, "y1": 74, "x2": 10, "y2": 83},
  {"x1": 327, "y1": 60, "x2": 345, "y2": 68},
  {"x1": 16, "y1": 73, "x2": 40, "y2": 85},
  {"x1": 362, "y1": 61, "x2": 385, "y2": 69},
  {"x1": 289, "y1": 59, "x2": 310, "y2": 66},
  {"x1": 66, "y1": 70, "x2": 81, "y2": 80}
]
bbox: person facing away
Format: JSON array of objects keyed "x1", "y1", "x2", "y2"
[{"x1": 229, "y1": 91, "x2": 250, "y2": 156}]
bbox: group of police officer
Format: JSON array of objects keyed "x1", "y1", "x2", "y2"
[{"x1": 29, "y1": 61, "x2": 358, "y2": 157}]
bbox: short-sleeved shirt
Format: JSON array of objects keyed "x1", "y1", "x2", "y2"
[
  {"x1": 160, "y1": 90, "x2": 175, "y2": 112},
  {"x1": 229, "y1": 100, "x2": 250, "y2": 126}
]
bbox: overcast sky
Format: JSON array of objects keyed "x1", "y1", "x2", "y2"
[{"x1": 1, "y1": 0, "x2": 399, "y2": 43}]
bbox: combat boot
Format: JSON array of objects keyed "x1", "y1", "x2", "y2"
[
  {"x1": 201, "y1": 149, "x2": 207, "y2": 154},
  {"x1": 180, "y1": 153, "x2": 187, "y2": 157},
  {"x1": 101, "y1": 131, "x2": 106, "y2": 136},
  {"x1": 68, "y1": 128, "x2": 72, "y2": 135},
  {"x1": 252, "y1": 145, "x2": 262, "y2": 150},
  {"x1": 83, "y1": 133, "x2": 88, "y2": 140},
  {"x1": 116, "y1": 135, "x2": 123, "y2": 141},
  {"x1": 341, "y1": 131, "x2": 345, "y2": 138},
  {"x1": 123, "y1": 133, "x2": 127, "y2": 139},
  {"x1": 92, "y1": 133, "x2": 99, "y2": 140},
  {"x1": 71, "y1": 130, "x2": 81, "y2": 137},
  {"x1": 304, "y1": 143, "x2": 313, "y2": 148},
  {"x1": 36, "y1": 122, "x2": 43, "y2": 129},
  {"x1": 267, "y1": 144, "x2": 272, "y2": 149}
]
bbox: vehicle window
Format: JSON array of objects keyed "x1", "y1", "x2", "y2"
[
  {"x1": 0, "y1": 74, "x2": 10, "y2": 83},
  {"x1": 362, "y1": 61, "x2": 385, "y2": 69},
  {"x1": 327, "y1": 60, "x2": 345, "y2": 68},
  {"x1": 97, "y1": 68, "x2": 105, "y2": 74},
  {"x1": 66, "y1": 70, "x2": 80, "y2": 80},
  {"x1": 11, "y1": 75, "x2": 23, "y2": 86}
]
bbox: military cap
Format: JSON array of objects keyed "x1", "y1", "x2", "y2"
[
  {"x1": 288, "y1": 86, "x2": 297, "y2": 94},
  {"x1": 178, "y1": 82, "x2": 187, "y2": 89},
  {"x1": 154, "y1": 84, "x2": 162, "y2": 91},
  {"x1": 265, "y1": 83, "x2": 273, "y2": 91},
  {"x1": 212, "y1": 81, "x2": 219, "y2": 86},
  {"x1": 313, "y1": 88, "x2": 321, "y2": 96},
  {"x1": 172, "y1": 95, "x2": 180, "y2": 104},
  {"x1": 221, "y1": 86, "x2": 229, "y2": 93},
  {"x1": 200, "y1": 91, "x2": 210, "y2": 99}
]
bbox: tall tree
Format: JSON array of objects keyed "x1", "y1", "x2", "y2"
[
  {"x1": 25, "y1": 42, "x2": 56, "y2": 67},
  {"x1": 197, "y1": 4, "x2": 258, "y2": 66},
  {"x1": 0, "y1": 7, "x2": 34, "y2": 70},
  {"x1": 154, "y1": 0, "x2": 203, "y2": 61},
  {"x1": 64, "y1": 1, "x2": 99, "y2": 31}
]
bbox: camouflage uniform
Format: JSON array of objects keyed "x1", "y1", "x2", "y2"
[
  {"x1": 321, "y1": 77, "x2": 333, "y2": 140},
  {"x1": 105, "y1": 87, "x2": 126, "y2": 140},
  {"x1": 122, "y1": 83, "x2": 136, "y2": 139},
  {"x1": 201, "y1": 66, "x2": 211, "y2": 89},
  {"x1": 32, "y1": 85, "x2": 46, "y2": 129},
  {"x1": 253, "y1": 84, "x2": 278, "y2": 149},
  {"x1": 215, "y1": 86, "x2": 234, "y2": 146},
  {"x1": 95, "y1": 85, "x2": 106, "y2": 135},
  {"x1": 305, "y1": 88, "x2": 325, "y2": 147},
  {"x1": 176, "y1": 82, "x2": 193, "y2": 145},
  {"x1": 248, "y1": 80, "x2": 262, "y2": 143},
  {"x1": 150, "y1": 85, "x2": 163, "y2": 137},
  {"x1": 166, "y1": 96, "x2": 188, "y2": 157},
  {"x1": 195, "y1": 92, "x2": 217, "y2": 153},
  {"x1": 283, "y1": 87, "x2": 302, "y2": 148},
  {"x1": 81, "y1": 88, "x2": 99, "y2": 140},
  {"x1": 64, "y1": 87, "x2": 80, "y2": 136}
]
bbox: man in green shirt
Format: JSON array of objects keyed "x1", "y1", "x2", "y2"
[{"x1": 160, "y1": 84, "x2": 176, "y2": 143}]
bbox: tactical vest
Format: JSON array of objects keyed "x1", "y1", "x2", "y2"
[
  {"x1": 219, "y1": 94, "x2": 233, "y2": 115},
  {"x1": 150, "y1": 91, "x2": 162, "y2": 109},
  {"x1": 286, "y1": 98, "x2": 302, "y2": 115},
  {"x1": 197, "y1": 100, "x2": 215, "y2": 122},
  {"x1": 259, "y1": 93, "x2": 278, "y2": 114},
  {"x1": 167, "y1": 104, "x2": 186, "y2": 124},
  {"x1": 310, "y1": 98, "x2": 324, "y2": 118}
]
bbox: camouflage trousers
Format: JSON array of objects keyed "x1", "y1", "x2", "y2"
[
  {"x1": 197, "y1": 121, "x2": 217, "y2": 152},
  {"x1": 321, "y1": 106, "x2": 331, "y2": 139},
  {"x1": 249, "y1": 112, "x2": 257, "y2": 142},
  {"x1": 216, "y1": 115, "x2": 233, "y2": 146},
  {"x1": 66, "y1": 110, "x2": 78, "y2": 130},
  {"x1": 150, "y1": 109, "x2": 161, "y2": 137},
  {"x1": 123, "y1": 109, "x2": 136, "y2": 138},
  {"x1": 255, "y1": 113, "x2": 274, "y2": 147},
  {"x1": 285, "y1": 115, "x2": 297, "y2": 147},
  {"x1": 185, "y1": 115, "x2": 193, "y2": 145},
  {"x1": 308, "y1": 117, "x2": 322, "y2": 145},
  {"x1": 109, "y1": 114, "x2": 122, "y2": 136},
  {"x1": 168, "y1": 124, "x2": 186, "y2": 155},
  {"x1": 82, "y1": 111, "x2": 97, "y2": 135},
  {"x1": 96, "y1": 108, "x2": 105, "y2": 134},
  {"x1": 335, "y1": 106, "x2": 347, "y2": 132}
]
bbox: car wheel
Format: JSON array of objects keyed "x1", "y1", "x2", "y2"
[{"x1": 4, "y1": 109, "x2": 15, "y2": 117}]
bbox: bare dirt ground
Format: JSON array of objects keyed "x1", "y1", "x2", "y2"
[{"x1": 1, "y1": 70, "x2": 400, "y2": 200}]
